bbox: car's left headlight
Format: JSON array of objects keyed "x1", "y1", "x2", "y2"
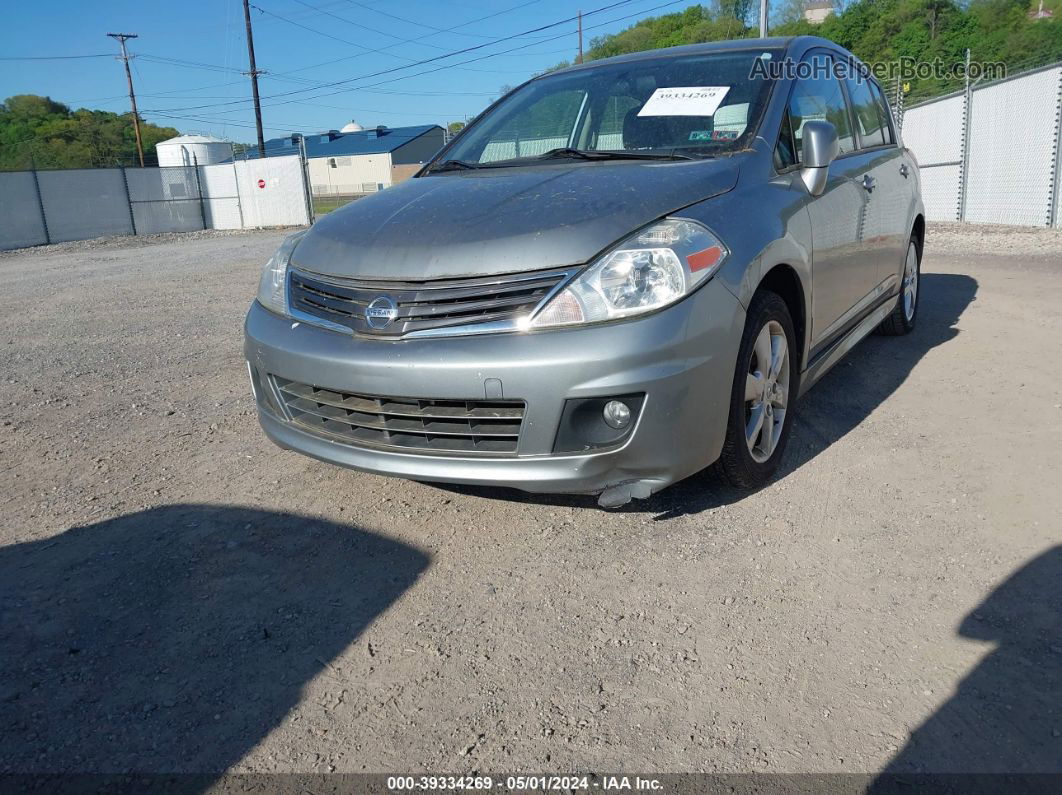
[
  {"x1": 530, "y1": 218, "x2": 728, "y2": 329},
  {"x1": 256, "y1": 229, "x2": 309, "y2": 316}
]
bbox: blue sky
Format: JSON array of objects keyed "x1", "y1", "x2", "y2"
[{"x1": 0, "y1": 0, "x2": 695, "y2": 142}]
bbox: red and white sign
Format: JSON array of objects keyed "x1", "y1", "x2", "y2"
[{"x1": 257, "y1": 178, "x2": 266, "y2": 189}]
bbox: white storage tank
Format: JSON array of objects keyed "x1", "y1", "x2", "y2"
[{"x1": 155, "y1": 134, "x2": 232, "y2": 167}]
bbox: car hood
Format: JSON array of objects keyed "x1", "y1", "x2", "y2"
[{"x1": 291, "y1": 158, "x2": 740, "y2": 280}]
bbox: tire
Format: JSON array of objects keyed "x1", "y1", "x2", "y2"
[
  {"x1": 715, "y1": 290, "x2": 799, "y2": 489},
  {"x1": 877, "y1": 236, "x2": 921, "y2": 336}
]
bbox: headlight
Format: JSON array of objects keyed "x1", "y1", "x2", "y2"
[
  {"x1": 256, "y1": 229, "x2": 309, "y2": 316},
  {"x1": 530, "y1": 219, "x2": 728, "y2": 329}
]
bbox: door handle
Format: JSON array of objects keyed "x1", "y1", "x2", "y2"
[
  {"x1": 899, "y1": 163, "x2": 910, "y2": 178},
  {"x1": 862, "y1": 175, "x2": 876, "y2": 192}
]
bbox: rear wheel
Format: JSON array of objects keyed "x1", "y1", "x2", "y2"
[
  {"x1": 716, "y1": 290, "x2": 798, "y2": 488},
  {"x1": 877, "y1": 237, "x2": 920, "y2": 336}
]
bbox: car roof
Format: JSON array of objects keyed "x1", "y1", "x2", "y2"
[{"x1": 541, "y1": 36, "x2": 850, "y2": 77}]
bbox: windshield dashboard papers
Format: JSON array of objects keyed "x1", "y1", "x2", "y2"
[{"x1": 638, "y1": 87, "x2": 730, "y2": 117}]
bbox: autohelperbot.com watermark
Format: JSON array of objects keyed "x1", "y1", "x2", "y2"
[{"x1": 751, "y1": 56, "x2": 1007, "y2": 84}]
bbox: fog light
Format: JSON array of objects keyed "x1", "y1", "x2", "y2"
[
  {"x1": 602, "y1": 400, "x2": 632, "y2": 430},
  {"x1": 553, "y1": 394, "x2": 644, "y2": 453}
]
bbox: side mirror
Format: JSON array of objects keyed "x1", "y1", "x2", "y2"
[{"x1": 799, "y1": 120, "x2": 839, "y2": 197}]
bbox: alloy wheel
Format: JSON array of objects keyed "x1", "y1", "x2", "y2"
[
  {"x1": 744, "y1": 319, "x2": 790, "y2": 464},
  {"x1": 903, "y1": 242, "x2": 919, "y2": 322}
]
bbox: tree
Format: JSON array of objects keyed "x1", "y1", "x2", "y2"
[
  {"x1": 446, "y1": 121, "x2": 466, "y2": 134},
  {"x1": 562, "y1": 1, "x2": 1062, "y2": 103},
  {"x1": 0, "y1": 95, "x2": 180, "y2": 171}
]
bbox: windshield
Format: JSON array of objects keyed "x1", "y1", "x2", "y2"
[{"x1": 436, "y1": 47, "x2": 783, "y2": 169}]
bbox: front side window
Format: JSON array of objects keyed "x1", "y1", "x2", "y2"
[
  {"x1": 844, "y1": 68, "x2": 888, "y2": 148},
  {"x1": 786, "y1": 53, "x2": 855, "y2": 162},
  {"x1": 775, "y1": 110, "x2": 797, "y2": 170},
  {"x1": 437, "y1": 48, "x2": 784, "y2": 168}
]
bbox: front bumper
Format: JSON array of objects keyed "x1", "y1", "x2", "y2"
[{"x1": 244, "y1": 280, "x2": 745, "y2": 498}]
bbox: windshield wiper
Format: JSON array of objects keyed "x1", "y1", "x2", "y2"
[
  {"x1": 536, "y1": 147, "x2": 700, "y2": 162},
  {"x1": 429, "y1": 158, "x2": 484, "y2": 173},
  {"x1": 430, "y1": 149, "x2": 701, "y2": 173}
]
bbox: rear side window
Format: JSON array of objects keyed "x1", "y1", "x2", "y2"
[
  {"x1": 844, "y1": 71, "x2": 888, "y2": 148},
  {"x1": 870, "y1": 81, "x2": 896, "y2": 145},
  {"x1": 786, "y1": 53, "x2": 855, "y2": 161}
]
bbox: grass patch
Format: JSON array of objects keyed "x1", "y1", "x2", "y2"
[{"x1": 312, "y1": 195, "x2": 364, "y2": 215}]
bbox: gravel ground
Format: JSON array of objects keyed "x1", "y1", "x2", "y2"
[{"x1": 1, "y1": 223, "x2": 1060, "y2": 778}]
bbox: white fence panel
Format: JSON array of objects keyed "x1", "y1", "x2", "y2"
[
  {"x1": 920, "y1": 164, "x2": 962, "y2": 222},
  {"x1": 35, "y1": 169, "x2": 133, "y2": 243},
  {"x1": 902, "y1": 94, "x2": 965, "y2": 164},
  {"x1": 965, "y1": 66, "x2": 1062, "y2": 226},
  {"x1": 235, "y1": 155, "x2": 310, "y2": 228},
  {"x1": 0, "y1": 172, "x2": 48, "y2": 250},
  {"x1": 901, "y1": 94, "x2": 965, "y2": 222},
  {"x1": 125, "y1": 167, "x2": 204, "y2": 235},
  {"x1": 198, "y1": 163, "x2": 244, "y2": 230}
]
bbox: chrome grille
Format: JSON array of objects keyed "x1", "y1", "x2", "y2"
[
  {"x1": 287, "y1": 266, "x2": 571, "y2": 337},
  {"x1": 274, "y1": 377, "x2": 525, "y2": 456}
]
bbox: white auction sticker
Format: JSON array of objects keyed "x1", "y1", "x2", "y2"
[{"x1": 637, "y1": 86, "x2": 731, "y2": 117}]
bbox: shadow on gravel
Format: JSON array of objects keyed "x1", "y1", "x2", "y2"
[
  {"x1": 870, "y1": 545, "x2": 1062, "y2": 785},
  {"x1": 0, "y1": 504, "x2": 429, "y2": 775},
  {"x1": 440, "y1": 273, "x2": 979, "y2": 518}
]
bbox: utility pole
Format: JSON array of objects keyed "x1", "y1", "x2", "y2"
[
  {"x1": 107, "y1": 33, "x2": 144, "y2": 168},
  {"x1": 759, "y1": 0, "x2": 769, "y2": 38},
  {"x1": 577, "y1": 11, "x2": 583, "y2": 64},
  {"x1": 242, "y1": 0, "x2": 266, "y2": 158}
]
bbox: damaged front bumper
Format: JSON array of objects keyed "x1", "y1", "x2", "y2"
[{"x1": 243, "y1": 280, "x2": 744, "y2": 505}]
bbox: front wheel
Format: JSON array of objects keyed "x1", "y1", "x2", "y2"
[{"x1": 715, "y1": 290, "x2": 798, "y2": 489}]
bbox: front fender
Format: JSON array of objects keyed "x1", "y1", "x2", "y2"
[{"x1": 679, "y1": 172, "x2": 814, "y2": 366}]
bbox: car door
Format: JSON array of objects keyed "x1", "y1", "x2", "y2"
[
  {"x1": 842, "y1": 66, "x2": 911, "y2": 294},
  {"x1": 788, "y1": 52, "x2": 881, "y2": 350}
]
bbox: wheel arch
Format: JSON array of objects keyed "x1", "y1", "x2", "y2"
[
  {"x1": 756, "y1": 263, "x2": 807, "y2": 371},
  {"x1": 912, "y1": 213, "x2": 925, "y2": 253}
]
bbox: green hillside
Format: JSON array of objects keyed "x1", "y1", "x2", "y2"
[
  {"x1": 0, "y1": 95, "x2": 179, "y2": 171},
  {"x1": 551, "y1": 0, "x2": 1062, "y2": 101}
]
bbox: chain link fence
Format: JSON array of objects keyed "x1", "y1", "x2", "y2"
[
  {"x1": 0, "y1": 153, "x2": 313, "y2": 251},
  {"x1": 899, "y1": 61, "x2": 1062, "y2": 227}
]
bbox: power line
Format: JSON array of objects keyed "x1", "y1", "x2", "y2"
[
  {"x1": 247, "y1": 2, "x2": 553, "y2": 75},
  {"x1": 0, "y1": 53, "x2": 113, "y2": 60},
  {"x1": 141, "y1": 0, "x2": 639, "y2": 114},
  {"x1": 234, "y1": 0, "x2": 684, "y2": 113},
  {"x1": 136, "y1": 54, "x2": 246, "y2": 74},
  {"x1": 335, "y1": 0, "x2": 502, "y2": 38},
  {"x1": 287, "y1": 0, "x2": 455, "y2": 51},
  {"x1": 272, "y1": 0, "x2": 545, "y2": 78},
  {"x1": 135, "y1": 0, "x2": 684, "y2": 137},
  {"x1": 143, "y1": 0, "x2": 687, "y2": 135},
  {"x1": 120, "y1": 0, "x2": 545, "y2": 107},
  {"x1": 250, "y1": 2, "x2": 389, "y2": 52}
]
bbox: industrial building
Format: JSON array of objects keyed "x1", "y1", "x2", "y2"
[{"x1": 243, "y1": 122, "x2": 446, "y2": 197}]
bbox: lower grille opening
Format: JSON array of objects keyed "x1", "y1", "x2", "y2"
[{"x1": 273, "y1": 376, "x2": 525, "y2": 456}]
